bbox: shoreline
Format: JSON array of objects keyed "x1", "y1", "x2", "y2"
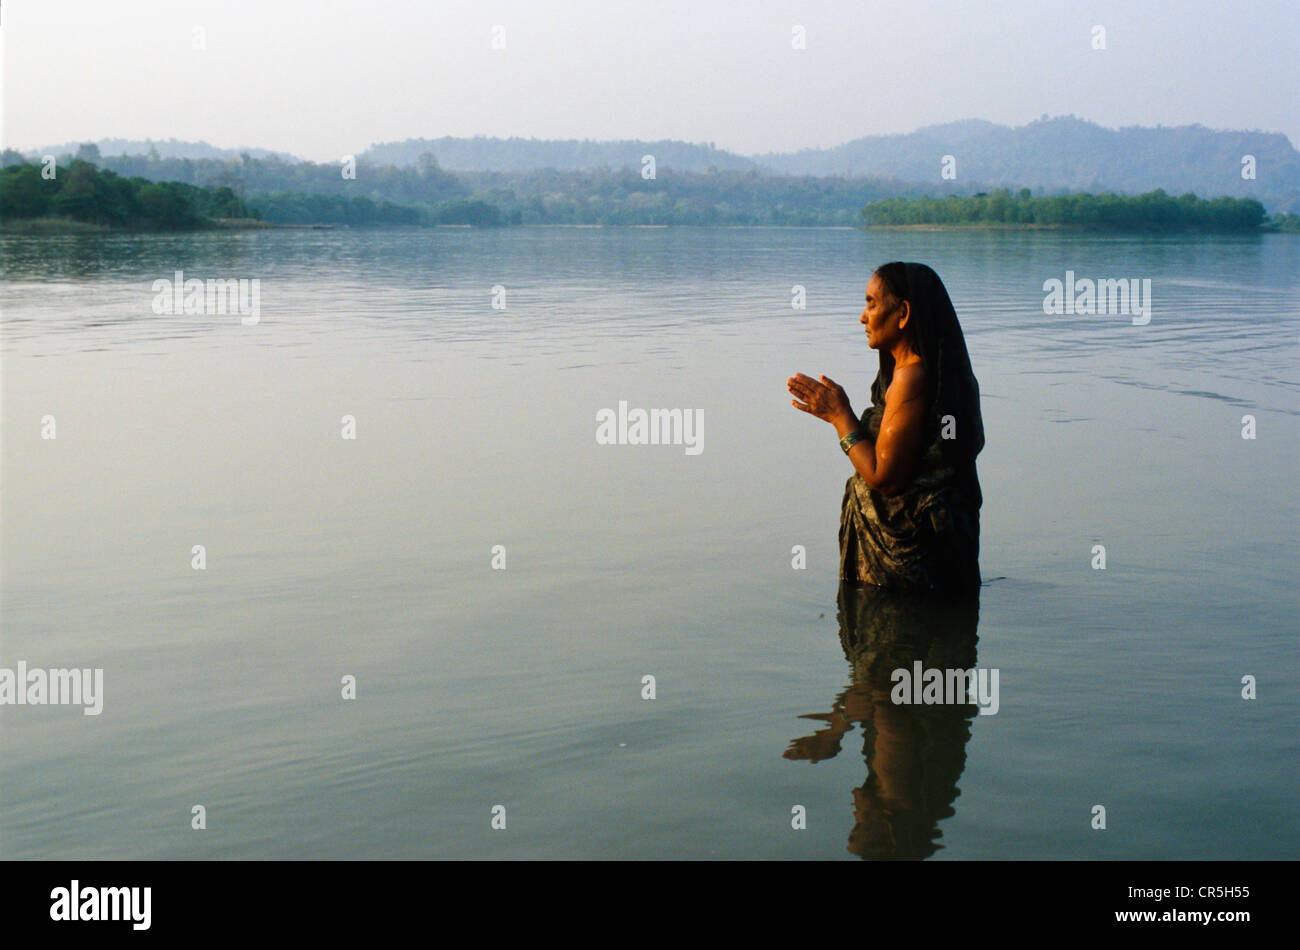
[
  {"x1": 1, "y1": 218, "x2": 335, "y2": 234},
  {"x1": 863, "y1": 222, "x2": 1068, "y2": 231},
  {"x1": 3, "y1": 219, "x2": 1291, "y2": 235}
]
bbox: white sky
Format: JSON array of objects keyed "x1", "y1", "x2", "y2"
[{"x1": 3, "y1": 0, "x2": 1297, "y2": 162}]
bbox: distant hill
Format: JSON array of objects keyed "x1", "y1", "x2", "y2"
[
  {"x1": 751, "y1": 116, "x2": 1300, "y2": 202},
  {"x1": 359, "y1": 117, "x2": 1300, "y2": 210},
  {"x1": 11, "y1": 117, "x2": 1299, "y2": 214},
  {"x1": 28, "y1": 138, "x2": 301, "y2": 163},
  {"x1": 360, "y1": 136, "x2": 758, "y2": 173}
]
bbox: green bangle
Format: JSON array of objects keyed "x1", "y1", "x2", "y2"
[{"x1": 840, "y1": 428, "x2": 866, "y2": 454}]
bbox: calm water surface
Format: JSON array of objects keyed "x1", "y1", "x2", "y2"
[{"x1": 1, "y1": 226, "x2": 1296, "y2": 859}]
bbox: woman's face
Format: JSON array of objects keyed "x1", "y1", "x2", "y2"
[{"x1": 861, "y1": 273, "x2": 908, "y2": 351}]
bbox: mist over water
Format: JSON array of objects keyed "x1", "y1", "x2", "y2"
[{"x1": 2, "y1": 227, "x2": 1296, "y2": 858}]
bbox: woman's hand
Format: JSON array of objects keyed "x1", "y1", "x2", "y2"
[{"x1": 787, "y1": 373, "x2": 856, "y2": 430}]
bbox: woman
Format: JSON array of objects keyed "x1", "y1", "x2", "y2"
[{"x1": 787, "y1": 262, "x2": 984, "y2": 597}]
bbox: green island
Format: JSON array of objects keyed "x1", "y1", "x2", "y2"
[{"x1": 862, "y1": 189, "x2": 1298, "y2": 232}]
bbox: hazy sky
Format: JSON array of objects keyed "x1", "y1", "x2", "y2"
[{"x1": 3, "y1": 0, "x2": 1297, "y2": 161}]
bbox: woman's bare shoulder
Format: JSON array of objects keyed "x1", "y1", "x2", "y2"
[{"x1": 887, "y1": 360, "x2": 925, "y2": 401}]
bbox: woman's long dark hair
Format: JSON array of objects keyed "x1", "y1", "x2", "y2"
[{"x1": 870, "y1": 262, "x2": 984, "y2": 467}]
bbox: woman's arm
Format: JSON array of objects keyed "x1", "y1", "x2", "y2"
[
  {"x1": 840, "y1": 364, "x2": 925, "y2": 495},
  {"x1": 788, "y1": 368, "x2": 926, "y2": 497}
]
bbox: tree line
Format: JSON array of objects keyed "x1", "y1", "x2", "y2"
[
  {"x1": 247, "y1": 191, "x2": 509, "y2": 226},
  {"x1": 4, "y1": 152, "x2": 1295, "y2": 231},
  {"x1": 0, "y1": 158, "x2": 513, "y2": 228},
  {"x1": 1, "y1": 159, "x2": 254, "y2": 228},
  {"x1": 861, "y1": 188, "x2": 1272, "y2": 231}
]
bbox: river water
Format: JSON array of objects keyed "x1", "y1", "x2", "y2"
[{"x1": 1, "y1": 226, "x2": 1295, "y2": 858}]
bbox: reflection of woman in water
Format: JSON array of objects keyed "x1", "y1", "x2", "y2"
[
  {"x1": 787, "y1": 262, "x2": 984, "y2": 597},
  {"x1": 785, "y1": 581, "x2": 980, "y2": 859}
]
